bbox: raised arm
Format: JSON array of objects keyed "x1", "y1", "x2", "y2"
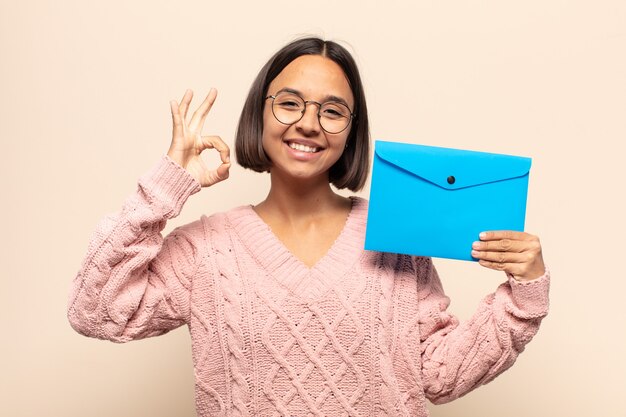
[
  {"x1": 68, "y1": 89, "x2": 230, "y2": 342},
  {"x1": 67, "y1": 158, "x2": 202, "y2": 342}
]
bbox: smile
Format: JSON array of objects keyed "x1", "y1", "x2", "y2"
[{"x1": 287, "y1": 142, "x2": 320, "y2": 153}]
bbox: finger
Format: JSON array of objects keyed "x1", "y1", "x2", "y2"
[
  {"x1": 472, "y1": 250, "x2": 528, "y2": 264},
  {"x1": 478, "y1": 232, "x2": 542, "y2": 258},
  {"x1": 479, "y1": 230, "x2": 529, "y2": 241},
  {"x1": 189, "y1": 88, "x2": 218, "y2": 133},
  {"x1": 170, "y1": 100, "x2": 183, "y2": 134},
  {"x1": 179, "y1": 89, "x2": 194, "y2": 122},
  {"x1": 200, "y1": 135, "x2": 231, "y2": 164},
  {"x1": 472, "y1": 238, "x2": 525, "y2": 253},
  {"x1": 480, "y1": 230, "x2": 540, "y2": 242}
]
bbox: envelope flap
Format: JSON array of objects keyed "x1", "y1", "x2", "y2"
[{"x1": 375, "y1": 140, "x2": 532, "y2": 190}]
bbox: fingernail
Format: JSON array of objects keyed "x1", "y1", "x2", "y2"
[
  {"x1": 471, "y1": 250, "x2": 478, "y2": 257},
  {"x1": 472, "y1": 242, "x2": 480, "y2": 249},
  {"x1": 479, "y1": 232, "x2": 487, "y2": 239}
]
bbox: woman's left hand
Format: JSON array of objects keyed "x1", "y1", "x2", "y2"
[{"x1": 471, "y1": 231, "x2": 545, "y2": 282}]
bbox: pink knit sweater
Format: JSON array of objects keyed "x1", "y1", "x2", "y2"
[{"x1": 68, "y1": 156, "x2": 550, "y2": 417}]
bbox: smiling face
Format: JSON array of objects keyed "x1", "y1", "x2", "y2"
[{"x1": 262, "y1": 54, "x2": 354, "y2": 184}]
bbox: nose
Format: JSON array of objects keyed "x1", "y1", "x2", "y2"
[{"x1": 294, "y1": 102, "x2": 321, "y2": 134}]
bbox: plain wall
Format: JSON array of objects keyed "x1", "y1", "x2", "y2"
[{"x1": 2, "y1": 0, "x2": 624, "y2": 416}]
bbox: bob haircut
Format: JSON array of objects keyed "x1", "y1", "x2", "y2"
[{"x1": 235, "y1": 37, "x2": 370, "y2": 192}]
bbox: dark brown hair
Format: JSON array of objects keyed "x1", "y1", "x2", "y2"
[{"x1": 235, "y1": 37, "x2": 370, "y2": 191}]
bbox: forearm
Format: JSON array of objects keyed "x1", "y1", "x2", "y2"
[{"x1": 421, "y1": 267, "x2": 550, "y2": 404}]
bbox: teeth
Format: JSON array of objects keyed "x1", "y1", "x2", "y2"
[{"x1": 288, "y1": 142, "x2": 318, "y2": 153}]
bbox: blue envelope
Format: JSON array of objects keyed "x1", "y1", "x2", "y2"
[{"x1": 364, "y1": 140, "x2": 532, "y2": 261}]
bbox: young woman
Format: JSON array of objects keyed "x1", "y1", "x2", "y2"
[{"x1": 68, "y1": 37, "x2": 549, "y2": 417}]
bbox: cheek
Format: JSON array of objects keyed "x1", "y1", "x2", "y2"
[
  {"x1": 262, "y1": 104, "x2": 275, "y2": 133},
  {"x1": 335, "y1": 129, "x2": 351, "y2": 149},
  {"x1": 261, "y1": 110, "x2": 287, "y2": 152}
]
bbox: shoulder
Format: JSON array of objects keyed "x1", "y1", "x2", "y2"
[
  {"x1": 200, "y1": 204, "x2": 256, "y2": 232},
  {"x1": 163, "y1": 205, "x2": 254, "y2": 265},
  {"x1": 350, "y1": 195, "x2": 369, "y2": 209},
  {"x1": 166, "y1": 204, "x2": 251, "y2": 242},
  {"x1": 347, "y1": 196, "x2": 369, "y2": 227},
  {"x1": 187, "y1": 204, "x2": 263, "y2": 253}
]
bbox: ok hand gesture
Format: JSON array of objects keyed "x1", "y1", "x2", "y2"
[
  {"x1": 472, "y1": 231, "x2": 546, "y2": 282},
  {"x1": 167, "y1": 89, "x2": 231, "y2": 187}
]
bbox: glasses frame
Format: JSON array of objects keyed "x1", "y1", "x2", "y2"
[{"x1": 265, "y1": 92, "x2": 356, "y2": 134}]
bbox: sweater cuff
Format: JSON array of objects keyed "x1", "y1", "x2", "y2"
[
  {"x1": 137, "y1": 155, "x2": 202, "y2": 219},
  {"x1": 507, "y1": 268, "x2": 550, "y2": 319}
]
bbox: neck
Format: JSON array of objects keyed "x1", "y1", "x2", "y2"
[{"x1": 255, "y1": 171, "x2": 349, "y2": 222}]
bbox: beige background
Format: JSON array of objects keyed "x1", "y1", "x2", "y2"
[{"x1": 2, "y1": 0, "x2": 624, "y2": 416}]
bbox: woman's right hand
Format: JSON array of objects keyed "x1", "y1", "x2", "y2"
[{"x1": 167, "y1": 88, "x2": 231, "y2": 187}]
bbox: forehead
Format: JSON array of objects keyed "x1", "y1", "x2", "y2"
[{"x1": 267, "y1": 55, "x2": 354, "y2": 106}]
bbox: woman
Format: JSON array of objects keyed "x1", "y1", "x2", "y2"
[{"x1": 68, "y1": 37, "x2": 549, "y2": 416}]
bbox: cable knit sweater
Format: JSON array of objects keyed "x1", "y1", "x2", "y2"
[{"x1": 68, "y1": 156, "x2": 550, "y2": 417}]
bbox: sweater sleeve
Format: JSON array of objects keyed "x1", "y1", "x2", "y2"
[
  {"x1": 67, "y1": 156, "x2": 203, "y2": 343},
  {"x1": 416, "y1": 257, "x2": 550, "y2": 404}
]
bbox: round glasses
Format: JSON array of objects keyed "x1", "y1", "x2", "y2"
[{"x1": 265, "y1": 91, "x2": 355, "y2": 134}]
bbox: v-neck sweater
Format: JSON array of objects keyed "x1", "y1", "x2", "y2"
[{"x1": 68, "y1": 156, "x2": 550, "y2": 417}]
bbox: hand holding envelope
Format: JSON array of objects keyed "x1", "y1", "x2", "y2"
[
  {"x1": 365, "y1": 140, "x2": 546, "y2": 282},
  {"x1": 472, "y1": 230, "x2": 546, "y2": 282}
]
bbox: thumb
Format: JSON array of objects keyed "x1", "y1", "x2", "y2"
[
  {"x1": 201, "y1": 162, "x2": 231, "y2": 187},
  {"x1": 216, "y1": 162, "x2": 231, "y2": 181}
]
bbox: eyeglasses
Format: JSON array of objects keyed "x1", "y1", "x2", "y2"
[{"x1": 265, "y1": 91, "x2": 355, "y2": 134}]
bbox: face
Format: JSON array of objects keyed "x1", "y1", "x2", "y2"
[{"x1": 262, "y1": 55, "x2": 354, "y2": 184}]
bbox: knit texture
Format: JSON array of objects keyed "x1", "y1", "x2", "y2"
[{"x1": 68, "y1": 156, "x2": 550, "y2": 417}]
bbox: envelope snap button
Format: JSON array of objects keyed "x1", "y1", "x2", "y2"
[{"x1": 447, "y1": 176, "x2": 456, "y2": 184}]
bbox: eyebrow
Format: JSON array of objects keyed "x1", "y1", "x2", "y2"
[{"x1": 275, "y1": 87, "x2": 352, "y2": 110}]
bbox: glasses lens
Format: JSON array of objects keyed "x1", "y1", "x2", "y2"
[
  {"x1": 319, "y1": 102, "x2": 351, "y2": 133},
  {"x1": 272, "y1": 93, "x2": 305, "y2": 125}
]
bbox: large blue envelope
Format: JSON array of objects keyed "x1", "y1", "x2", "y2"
[{"x1": 364, "y1": 140, "x2": 532, "y2": 261}]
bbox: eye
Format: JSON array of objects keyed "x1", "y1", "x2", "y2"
[
  {"x1": 324, "y1": 109, "x2": 341, "y2": 117},
  {"x1": 274, "y1": 93, "x2": 304, "y2": 111},
  {"x1": 321, "y1": 103, "x2": 349, "y2": 119},
  {"x1": 279, "y1": 100, "x2": 300, "y2": 108}
]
